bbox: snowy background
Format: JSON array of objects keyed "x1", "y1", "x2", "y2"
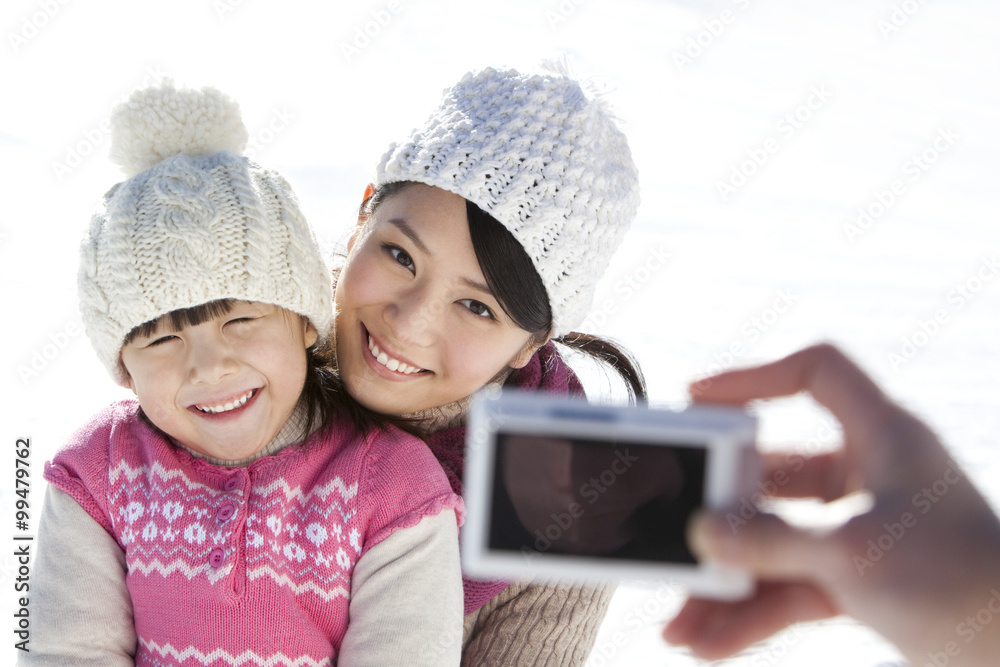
[{"x1": 2, "y1": 1, "x2": 998, "y2": 664}]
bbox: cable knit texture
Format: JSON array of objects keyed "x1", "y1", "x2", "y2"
[
  {"x1": 375, "y1": 65, "x2": 640, "y2": 336},
  {"x1": 79, "y1": 80, "x2": 332, "y2": 384},
  {"x1": 43, "y1": 400, "x2": 464, "y2": 666},
  {"x1": 423, "y1": 342, "x2": 584, "y2": 615},
  {"x1": 461, "y1": 578, "x2": 616, "y2": 666}
]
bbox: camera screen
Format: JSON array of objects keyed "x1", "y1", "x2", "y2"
[{"x1": 489, "y1": 434, "x2": 707, "y2": 564}]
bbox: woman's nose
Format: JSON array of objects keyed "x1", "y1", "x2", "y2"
[{"x1": 385, "y1": 286, "x2": 444, "y2": 348}]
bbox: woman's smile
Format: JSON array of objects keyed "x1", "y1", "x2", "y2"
[{"x1": 362, "y1": 325, "x2": 429, "y2": 380}]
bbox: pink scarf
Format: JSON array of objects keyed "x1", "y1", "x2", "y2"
[{"x1": 423, "y1": 342, "x2": 585, "y2": 615}]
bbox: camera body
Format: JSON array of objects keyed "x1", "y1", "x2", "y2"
[{"x1": 463, "y1": 389, "x2": 759, "y2": 600}]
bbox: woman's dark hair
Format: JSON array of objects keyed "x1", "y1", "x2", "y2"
[
  {"x1": 121, "y1": 300, "x2": 393, "y2": 442},
  {"x1": 301, "y1": 326, "x2": 398, "y2": 436},
  {"x1": 362, "y1": 181, "x2": 647, "y2": 403}
]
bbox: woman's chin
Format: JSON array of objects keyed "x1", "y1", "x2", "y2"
[
  {"x1": 343, "y1": 368, "x2": 477, "y2": 419},
  {"x1": 346, "y1": 379, "x2": 419, "y2": 417},
  {"x1": 351, "y1": 386, "x2": 461, "y2": 419}
]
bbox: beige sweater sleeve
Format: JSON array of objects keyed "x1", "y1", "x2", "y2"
[
  {"x1": 20, "y1": 486, "x2": 136, "y2": 666},
  {"x1": 339, "y1": 510, "x2": 463, "y2": 666},
  {"x1": 461, "y1": 579, "x2": 616, "y2": 666}
]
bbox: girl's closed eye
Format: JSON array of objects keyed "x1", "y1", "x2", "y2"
[
  {"x1": 225, "y1": 316, "x2": 263, "y2": 336},
  {"x1": 147, "y1": 334, "x2": 178, "y2": 347}
]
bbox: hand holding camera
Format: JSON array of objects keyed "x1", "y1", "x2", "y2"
[{"x1": 664, "y1": 343, "x2": 1000, "y2": 666}]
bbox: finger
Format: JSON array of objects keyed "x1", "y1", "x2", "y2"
[
  {"x1": 660, "y1": 595, "x2": 714, "y2": 645},
  {"x1": 689, "y1": 344, "x2": 886, "y2": 427},
  {"x1": 760, "y1": 451, "x2": 851, "y2": 501},
  {"x1": 689, "y1": 511, "x2": 832, "y2": 580},
  {"x1": 663, "y1": 583, "x2": 838, "y2": 660},
  {"x1": 689, "y1": 343, "x2": 941, "y2": 483}
]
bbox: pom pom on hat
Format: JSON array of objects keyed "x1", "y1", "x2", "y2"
[
  {"x1": 80, "y1": 81, "x2": 331, "y2": 384},
  {"x1": 109, "y1": 79, "x2": 249, "y2": 177}
]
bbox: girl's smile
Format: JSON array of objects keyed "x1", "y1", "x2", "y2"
[{"x1": 191, "y1": 387, "x2": 258, "y2": 415}]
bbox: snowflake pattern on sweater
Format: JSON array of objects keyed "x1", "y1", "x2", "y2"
[
  {"x1": 109, "y1": 458, "x2": 362, "y2": 598},
  {"x1": 45, "y1": 400, "x2": 463, "y2": 666}
]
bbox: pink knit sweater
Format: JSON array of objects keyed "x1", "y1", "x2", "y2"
[{"x1": 44, "y1": 400, "x2": 463, "y2": 666}]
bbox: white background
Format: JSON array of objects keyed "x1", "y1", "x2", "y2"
[{"x1": 2, "y1": 1, "x2": 998, "y2": 664}]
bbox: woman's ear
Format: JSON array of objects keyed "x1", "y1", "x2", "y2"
[
  {"x1": 509, "y1": 334, "x2": 550, "y2": 369},
  {"x1": 348, "y1": 183, "x2": 376, "y2": 252}
]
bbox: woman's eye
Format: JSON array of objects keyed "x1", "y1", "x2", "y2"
[
  {"x1": 385, "y1": 244, "x2": 415, "y2": 271},
  {"x1": 460, "y1": 299, "x2": 495, "y2": 320}
]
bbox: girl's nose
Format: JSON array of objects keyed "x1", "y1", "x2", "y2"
[{"x1": 188, "y1": 339, "x2": 239, "y2": 385}]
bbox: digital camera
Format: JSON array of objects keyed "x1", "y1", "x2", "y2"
[{"x1": 462, "y1": 390, "x2": 760, "y2": 600}]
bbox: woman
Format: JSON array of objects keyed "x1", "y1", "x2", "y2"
[{"x1": 333, "y1": 64, "x2": 646, "y2": 664}]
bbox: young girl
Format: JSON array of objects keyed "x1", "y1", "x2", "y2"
[
  {"x1": 28, "y1": 82, "x2": 464, "y2": 666},
  {"x1": 333, "y1": 65, "x2": 645, "y2": 665}
]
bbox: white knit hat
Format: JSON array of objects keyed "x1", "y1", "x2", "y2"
[
  {"x1": 79, "y1": 80, "x2": 332, "y2": 384},
  {"x1": 374, "y1": 64, "x2": 640, "y2": 336}
]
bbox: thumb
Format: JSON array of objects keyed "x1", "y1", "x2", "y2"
[{"x1": 689, "y1": 511, "x2": 831, "y2": 581}]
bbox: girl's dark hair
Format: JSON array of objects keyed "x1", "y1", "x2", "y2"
[
  {"x1": 121, "y1": 300, "x2": 393, "y2": 442},
  {"x1": 362, "y1": 181, "x2": 647, "y2": 403}
]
